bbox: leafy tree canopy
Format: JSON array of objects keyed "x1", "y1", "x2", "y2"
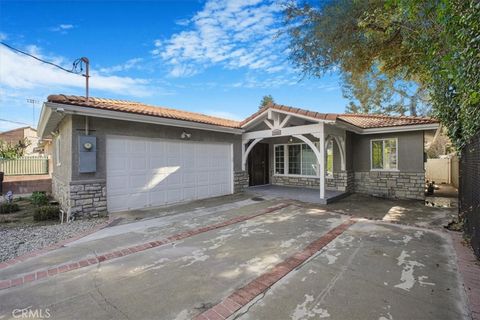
[{"x1": 286, "y1": 0, "x2": 480, "y2": 149}]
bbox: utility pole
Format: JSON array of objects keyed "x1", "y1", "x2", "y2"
[
  {"x1": 80, "y1": 57, "x2": 90, "y2": 101},
  {"x1": 26, "y1": 99, "x2": 39, "y2": 127}
]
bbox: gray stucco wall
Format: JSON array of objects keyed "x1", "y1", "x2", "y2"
[
  {"x1": 351, "y1": 131, "x2": 425, "y2": 172},
  {"x1": 52, "y1": 116, "x2": 73, "y2": 213},
  {"x1": 351, "y1": 131, "x2": 425, "y2": 200},
  {"x1": 53, "y1": 115, "x2": 72, "y2": 184},
  {"x1": 70, "y1": 115, "x2": 243, "y2": 182}
]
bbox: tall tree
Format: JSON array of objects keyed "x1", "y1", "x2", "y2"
[
  {"x1": 342, "y1": 70, "x2": 431, "y2": 116},
  {"x1": 259, "y1": 95, "x2": 275, "y2": 108},
  {"x1": 285, "y1": 0, "x2": 480, "y2": 148}
]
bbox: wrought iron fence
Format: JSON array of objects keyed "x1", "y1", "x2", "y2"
[
  {"x1": 0, "y1": 156, "x2": 49, "y2": 175},
  {"x1": 460, "y1": 131, "x2": 480, "y2": 258}
]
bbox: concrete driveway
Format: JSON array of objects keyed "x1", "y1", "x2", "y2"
[{"x1": 0, "y1": 194, "x2": 469, "y2": 320}]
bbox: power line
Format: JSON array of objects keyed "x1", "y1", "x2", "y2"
[
  {"x1": 0, "y1": 118, "x2": 30, "y2": 126},
  {"x1": 1, "y1": 41, "x2": 91, "y2": 98},
  {"x1": 1, "y1": 41, "x2": 85, "y2": 76}
]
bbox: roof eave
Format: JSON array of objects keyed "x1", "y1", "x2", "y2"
[
  {"x1": 241, "y1": 107, "x2": 336, "y2": 129},
  {"x1": 43, "y1": 102, "x2": 244, "y2": 135},
  {"x1": 335, "y1": 119, "x2": 439, "y2": 134}
]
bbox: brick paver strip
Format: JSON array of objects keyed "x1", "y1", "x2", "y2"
[
  {"x1": 193, "y1": 219, "x2": 356, "y2": 320},
  {"x1": 0, "y1": 203, "x2": 291, "y2": 291}
]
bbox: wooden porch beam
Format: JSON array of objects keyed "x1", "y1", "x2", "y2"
[{"x1": 242, "y1": 123, "x2": 323, "y2": 140}]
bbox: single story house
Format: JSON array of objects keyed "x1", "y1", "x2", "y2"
[{"x1": 37, "y1": 94, "x2": 439, "y2": 218}]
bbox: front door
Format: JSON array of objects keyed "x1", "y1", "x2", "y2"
[{"x1": 248, "y1": 143, "x2": 269, "y2": 186}]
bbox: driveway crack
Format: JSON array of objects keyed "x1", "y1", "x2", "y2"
[{"x1": 91, "y1": 250, "x2": 130, "y2": 320}]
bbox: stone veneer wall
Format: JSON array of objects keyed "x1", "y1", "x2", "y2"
[
  {"x1": 53, "y1": 177, "x2": 107, "y2": 219},
  {"x1": 52, "y1": 176, "x2": 70, "y2": 214},
  {"x1": 354, "y1": 171, "x2": 424, "y2": 200},
  {"x1": 346, "y1": 171, "x2": 355, "y2": 192},
  {"x1": 272, "y1": 175, "x2": 319, "y2": 189},
  {"x1": 272, "y1": 172, "x2": 352, "y2": 192},
  {"x1": 69, "y1": 180, "x2": 107, "y2": 218},
  {"x1": 234, "y1": 171, "x2": 249, "y2": 193}
]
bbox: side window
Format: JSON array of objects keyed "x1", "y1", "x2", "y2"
[
  {"x1": 55, "y1": 135, "x2": 61, "y2": 166},
  {"x1": 274, "y1": 145, "x2": 284, "y2": 174},
  {"x1": 371, "y1": 138, "x2": 397, "y2": 170}
]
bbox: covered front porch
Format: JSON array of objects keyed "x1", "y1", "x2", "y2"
[
  {"x1": 248, "y1": 185, "x2": 348, "y2": 204},
  {"x1": 241, "y1": 105, "x2": 353, "y2": 204}
]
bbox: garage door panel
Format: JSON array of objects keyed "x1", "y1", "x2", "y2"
[
  {"x1": 107, "y1": 176, "x2": 128, "y2": 195},
  {"x1": 129, "y1": 174, "x2": 148, "y2": 191},
  {"x1": 107, "y1": 157, "x2": 127, "y2": 172},
  {"x1": 166, "y1": 188, "x2": 183, "y2": 203},
  {"x1": 129, "y1": 156, "x2": 148, "y2": 171},
  {"x1": 129, "y1": 139, "x2": 148, "y2": 153},
  {"x1": 128, "y1": 192, "x2": 149, "y2": 209},
  {"x1": 149, "y1": 190, "x2": 166, "y2": 207},
  {"x1": 183, "y1": 187, "x2": 196, "y2": 201},
  {"x1": 196, "y1": 185, "x2": 210, "y2": 199},
  {"x1": 107, "y1": 194, "x2": 128, "y2": 212},
  {"x1": 107, "y1": 136, "x2": 232, "y2": 212},
  {"x1": 183, "y1": 173, "x2": 196, "y2": 185},
  {"x1": 149, "y1": 140, "x2": 165, "y2": 153},
  {"x1": 149, "y1": 156, "x2": 167, "y2": 169},
  {"x1": 107, "y1": 138, "x2": 127, "y2": 154}
]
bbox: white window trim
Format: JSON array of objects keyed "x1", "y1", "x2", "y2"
[
  {"x1": 370, "y1": 138, "x2": 399, "y2": 171},
  {"x1": 274, "y1": 142, "x2": 321, "y2": 178},
  {"x1": 55, "y1": 134, "x2": 61, "y2": 166}
]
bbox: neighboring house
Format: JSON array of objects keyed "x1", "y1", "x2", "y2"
[
  {"x1": 0, "y1": 126, "x2": 40, "y2": 155},
  {"x1": 37, "y1": 94, "x2": 439, "y2": 218}
]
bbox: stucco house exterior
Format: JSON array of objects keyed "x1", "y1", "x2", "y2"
[{"x1": 37, "y1": 94, "x2": 439, "y2": 218}]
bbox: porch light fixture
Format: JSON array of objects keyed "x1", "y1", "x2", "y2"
[
  {"x1": 180, "y1": 131, "x2": 191, "y2": 140},
  {"x1": 288, "y1": 136, "x2": 294, "y2": 143}
]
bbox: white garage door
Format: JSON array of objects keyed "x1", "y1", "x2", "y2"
[{"x1": 106, "y1": 136, "x2": 233, "y2": 212}]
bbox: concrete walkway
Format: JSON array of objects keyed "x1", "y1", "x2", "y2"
[{"x1": 0, "y1": 194, "x2": 471, "y2": 320}]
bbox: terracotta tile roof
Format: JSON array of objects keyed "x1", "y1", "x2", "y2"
[
  {"x1": 240, "y1": 103, "x2": 338, "y2": 126},
  {"x1": 241, "y1": 103, "x2": 437, "y2": 129},
  {"x1": 47, "y1": 94, "x2": 241, "y2": 128},
  {"x1": 48, "y1": 95, "x2": 438, "y2": 131},
  {"x1": 337, "y1": 113, "x2": 438, "y2": 129}
]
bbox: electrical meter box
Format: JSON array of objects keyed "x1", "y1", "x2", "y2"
[{"x1": 78, "y1": 135, "x2": 97, "y2": 173}]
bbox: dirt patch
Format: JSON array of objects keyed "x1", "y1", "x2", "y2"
[{"x1": 0, "y1": 198, "x2": 57, "y2": 228}]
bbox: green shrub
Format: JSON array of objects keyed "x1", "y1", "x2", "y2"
[
  {"x1": 31, "y1": 191, "x2": 49, "y2": 207},
  {"x1": 0, "y1": 202, "x2": 20, "y2": 214},
  {"x1": 33, "y1": 205, "x2": 60, "y2": 221}
]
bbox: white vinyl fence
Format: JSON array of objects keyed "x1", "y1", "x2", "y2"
[
  {"x1": 0, "y1": 156, "x2": 49, "y2": 175},
  {"x1": 425, "y1": 156, "x2": 459, "y2": 187}
]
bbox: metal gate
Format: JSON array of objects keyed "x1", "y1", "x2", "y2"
[{"x1": 460, "y1": 131, "x2": 480, "y2": 258}]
